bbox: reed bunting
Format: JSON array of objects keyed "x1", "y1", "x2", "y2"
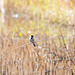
[{"x1": 30, "y1": 35, "x2": 36, "y2": 46}]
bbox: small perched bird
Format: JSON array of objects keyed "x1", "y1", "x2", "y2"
[{"x1": 30, "y1": 35, "x2": 36, "y2": 46}]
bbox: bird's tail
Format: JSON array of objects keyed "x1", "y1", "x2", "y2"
[{"x1": 33, "y1": 43, "x2": 36, "y2": 46}]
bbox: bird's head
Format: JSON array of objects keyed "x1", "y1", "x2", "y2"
[{"x1": 31, "y1": 35, "x2": 33, "y2": 37}]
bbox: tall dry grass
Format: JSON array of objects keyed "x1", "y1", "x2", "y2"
[
  {"x1": 0, "y1": 33, "x2": 75, "y2": 75},
  {"x1": 0, "y1": 0, "x2": 75, "y2": 75}
]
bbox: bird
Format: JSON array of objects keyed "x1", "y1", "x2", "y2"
[{"x1": 30, "y1": 35, "x2": 36, "y2": 46}]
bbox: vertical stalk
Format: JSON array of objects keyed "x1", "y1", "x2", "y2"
[{"x1": 0, "y1": 0, "x2": 5, "y2": 74}]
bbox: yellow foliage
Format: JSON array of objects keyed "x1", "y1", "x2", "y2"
[
  {"x1": 11, "y1": 34, "x2": 14, "y2": 38},
  {"x1": 53, "y1": 8, "x2": 56, "y2": 13},
  {"x1": 39, "y1": 0, "x2": 42, "y2": 3},
  {"x1": 0, "y1": 26, "x2": 1, "y2": 31},
  {"x1": 64, "y1": 39, "x2": 67, "y2": 44},
  {"x1": 30, "y1": 20, "x2": 33, "y2": 25},
  {"x1": 12, "y1": 28, "x2": 15, "y2": 32},
  {"x1": 46, "y1": 31, "x2": 49, "y2": 35},
  {"x1": 19, "y1": 32, "x2": 23, "y2": 37},
  {"x1": 70, "y1": 1, "x2": 73, "y2": 6},
  {"x1": 16, "y1": 0, "x2": 22, "y2": 6},
  {"x1": 41, "y1": 32, "x2": 43, "y2": 35}
]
